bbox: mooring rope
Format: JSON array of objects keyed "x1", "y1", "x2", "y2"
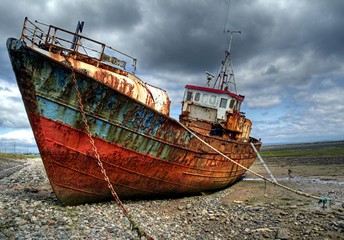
[
  {"x1": 62, "y1": 54, "x2": 342, "y2": 239},
  {"x1": 178, "y1": 122, "x2": 344, "y2": 206}
]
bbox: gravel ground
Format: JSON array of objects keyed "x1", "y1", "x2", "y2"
[
  {"x1": 0, "y1": 157, "x2": 344, "y2": 239},
  {"x1": 0, "y1": 158, "x2": 27, "y2": 179}
]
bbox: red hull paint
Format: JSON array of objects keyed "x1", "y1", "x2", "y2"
[
  {"x1": 32, "y1": 114, "x2": 255, "y2": 205},
  {"x1": 7, "y1": 21, "x2": 262, "y2": 206}
]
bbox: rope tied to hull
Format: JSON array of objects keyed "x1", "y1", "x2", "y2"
[
  {"x1": 177, "y1": 122, "x2": 344, "y2": 207},
  {"x1": 62, "y1": 54, "x2": 342, "y2": 240},
  {"x1": 64, "y1": 56, "x2": 154, "y2": 240}
]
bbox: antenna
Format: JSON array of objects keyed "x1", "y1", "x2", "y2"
[
  {"x1": 205, "y1": 71, "x2": 215, "y2": 86},
  {"x1": 216, "y1": 30, "x2": 241, "y2": 93},
  {"x1": 223, "y1": 0, "x2": 232, "y2": 33},
  {"x1": 227, "y1": 30, "x2": 241, "y2": 56},
  {"x1": 205, "y1": 71, "x2": 215, "y2": 78}
]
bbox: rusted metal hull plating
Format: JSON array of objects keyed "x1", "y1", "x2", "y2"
[{"x1": 7, "y1": 38, "x2": 261, "y2": 205}]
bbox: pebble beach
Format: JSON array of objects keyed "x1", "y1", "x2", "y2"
[{"x1": 1, "y1": 144, "x2": 344, "y2": 239}]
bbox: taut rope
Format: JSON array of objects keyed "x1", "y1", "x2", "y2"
[{"x1": 178, "y1": 122, "x2": 344, "y2": 207}]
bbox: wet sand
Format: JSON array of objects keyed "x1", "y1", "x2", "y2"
[
  {"x1": 219, "y1": 141, "x2": 344, "y2": 239},
  {"x1": 226, "y1": 141, "x2": 344, "y2": 206}
]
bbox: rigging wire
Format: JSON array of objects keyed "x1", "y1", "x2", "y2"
[
  {"x1": 223, "y1": 0, "x2": 231, "y2": 33},
  {"x1": 213, "y1": 0, "x2": 236, "y2": 91}
]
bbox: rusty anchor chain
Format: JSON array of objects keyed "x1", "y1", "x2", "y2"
[{"x1": 64, "y1": 56, "x2": 154, "y2": 240}]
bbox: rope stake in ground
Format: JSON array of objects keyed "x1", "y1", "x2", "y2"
[{"x1": 64, "y1": 56, "x2": 154, "y2": 240}]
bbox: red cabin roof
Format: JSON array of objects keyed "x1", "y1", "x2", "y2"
[{"x1": 185, "y1": 85, "x2": 245, "y2": 101}]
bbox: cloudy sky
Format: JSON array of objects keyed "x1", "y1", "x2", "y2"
[{"x1": 1, "y1": 0, "x2": 344, "y2": 152}]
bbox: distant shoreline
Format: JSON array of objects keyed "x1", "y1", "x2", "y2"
[{"x1": 261, "y1": 140, "x2": 344, "y2": 149}]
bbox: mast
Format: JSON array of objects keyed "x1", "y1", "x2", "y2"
[{"x1": 216, "y1": 30, "x2": 241, "y2": 93}]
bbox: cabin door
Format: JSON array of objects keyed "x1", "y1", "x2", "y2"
[
  {"x1": 217, "y1": 97, "x2": 229, "y2": 121},
  {"x1": 217, "y1": 108, "x2": 227, "y2": 121}
]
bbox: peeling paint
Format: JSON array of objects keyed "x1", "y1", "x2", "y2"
[{"x1": 6, "y1": 20, "x2": 261, "y2": 205}]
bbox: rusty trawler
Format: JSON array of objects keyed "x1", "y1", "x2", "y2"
[{"x1": 7, "y1": 18, "x2": 261, "y2": 205}]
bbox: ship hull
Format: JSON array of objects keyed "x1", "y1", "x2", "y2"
[{"x1": 7, "y1": 38, "x2": 261, "y2": 205}]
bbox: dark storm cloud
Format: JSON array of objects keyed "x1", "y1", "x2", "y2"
[
  {"x1": 0, "y1": 0, "x2": 142, "y2": 42},
  {"x1": 1, "y1": 0, "x2": 344, "y2": 144},
  {"x1": 46, "y1": 0, "x2": 143, "y2": 33},
  {"x1": 2, "y1": 0, "x2": 344, "y2": 78},
  {"x1": 131, "y1": 1, "x2": 228, "y2": 74},
  {"x1": 221, "y1": 0, "x2": 344, "y2": 94}
]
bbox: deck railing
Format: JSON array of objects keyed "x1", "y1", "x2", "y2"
[{"x1": 20, "y1": 17, "x2": 137, "y2": 74}]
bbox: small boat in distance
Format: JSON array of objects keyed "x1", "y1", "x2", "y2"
[{"x1": 7, "y1": 18, "x2": 261, "y2": 205}]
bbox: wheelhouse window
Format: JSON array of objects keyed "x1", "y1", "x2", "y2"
[
  {"x1": 229, "y1": 99, "x2": 236, "y2": 109},
  {"x1": 209, "y1": 95, "x2": 216, "y2": 105},
  {"x1": 202, "y1": 94, "x2": 209, "y2": 104},
  {"x1": 236, "y1": 101, "x2": 242, "y2": 111},
  {"x1": 220, "y1": 98, "x2": 228, "y2": 108},
  {"x1": 186, "y1": 91, "x2": 193, "y2": 101},
  {"x1": 194, "y1": 92, "x2": 200, "y2": 102}
]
